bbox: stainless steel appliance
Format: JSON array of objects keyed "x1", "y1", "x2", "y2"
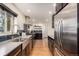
[{"x1": 54, "y1": 3, "x2": 78, "y2": 56}]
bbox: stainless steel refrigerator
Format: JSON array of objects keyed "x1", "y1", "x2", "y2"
[{"x1": 54, "y1": 3, "x2": 78, "y2": 56}]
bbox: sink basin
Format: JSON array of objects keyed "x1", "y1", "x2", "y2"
[
  {"x1": 12, "y1": 35, "x2": 32, "y2": 50},
  {"x1": 12, "y1": 39, "x2": 20, "y2": 42},
  {"x1": 12, "y1": 39, "x2": 26, "y2": 42},
  {"x1": 12, "y1": 38, "x2": 30, "y2": 50}
]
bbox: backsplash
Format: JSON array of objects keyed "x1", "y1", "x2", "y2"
[{"x1": 0, "y1": 34, "x2": 19, "y2": 42}]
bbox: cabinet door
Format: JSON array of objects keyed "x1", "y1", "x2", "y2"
[
  {"x1": 48, "y1": 37, "x2": 50, "y2": 49},
  {"x1": 51, "y1": 40, "x2": 54, "y2": 55},
  {"x1": 26, "y1": 43, "x2": 31, "y2": 56},
  {"x1": 62, "y1": 3, "x2": 68, "y2": 7},
  {"x1": 22, "y1": 48, "x2": 26, "y2": 56},
  {"x1": 48, "y1": 36, "x2": 54, "y2": 55},
  {"x1": 29, "y1": 39, "x2": 32, "y2": 54},
  {"x1": 22, "y1": 45, "x2": 29, "y2": 56},
  {"x1": 56, "y1": 3, "x2": 63, "y2": 12},
  {"x1": 22, "y1": 39, "x2": 32, "y2": 56}
]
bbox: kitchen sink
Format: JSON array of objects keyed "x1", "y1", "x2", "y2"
[
  {"x1": 12, "y1": 39, "x2": 26, "y2": 42},
  {"x1": 12, "y1": 38, "x2": 29, "y2": 50},
  {"x1": 12, "y1": 39, "x2": 20, "y2": 42},
  {"x1": 12, "y1": 35, "x2": 32, "y2": 50}
]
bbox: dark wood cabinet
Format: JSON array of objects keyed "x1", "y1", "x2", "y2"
[
  {"x1": 22, "y1": 39, "x2": 32, "y2": 56},
  {"x1": 22, "y1": 44, "x2": 29, "y2": 56},
  {"x1": 29, "y1": 39, "x2": 32, "y2": 54},
  {"x1": 7, "y1": 44, "x2": 22, "y2": 56},
  {"x1": 56, "y1": 3, "x2": 63, "y2": 12},
  {"x1": 22, "y1": 48, "x2": 26, "y2": 56},
  {"x1": 55, "y1": 3, "x2": 68, "y2": 13},
  {"x1": 53, "y1": 3, "x2": 68, "y2": 28},
  {"x1": 48, "y1": 36, "x2": 54, "y2": 55},
  {"x1": 6, "y1": 37, "x2": 33, "y2": 56},
  {"x1": 25, "y1": 41, "x2": 32, "y2": 56},
  {"x1": 62, "y1": 3, "x2": 68, "y2": 8}
]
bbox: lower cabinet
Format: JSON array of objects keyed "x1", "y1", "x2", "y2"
[
  {"x1": 23, "y1": 43, "x2": 30, "y2": 56},
  {"x1": 7, "y1": 38, "x2": 33, "y2": 56},
  {"x1": 29, "y1": 39, "x2": 32, "y2": 54},
  {"x1": 54, "y1": 48, "x2": 64, "y2": 56},
  {"x1": 7, "y1": 44, "x2": 22, "y2": 56},
  {"x1": 48, "y1": 36, "x2": 54, "y2": 55},
  {"x1": 22, "y1": 39, "x2": 32, "y2": 56},
  {"x1": 22, "y1": 48, "x2": 26, "y2": 56},
  {"x1": 26, "y1": 43, "x2": 31, "y2": 56}
]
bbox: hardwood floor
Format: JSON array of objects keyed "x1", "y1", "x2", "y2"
[{"x1": 30, "y1": 40, "x2": 52, "y2": 56}]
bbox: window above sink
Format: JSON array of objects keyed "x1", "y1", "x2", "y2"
[{"x1": 0, "y1": 4, "x2": 17, "y2": 34}]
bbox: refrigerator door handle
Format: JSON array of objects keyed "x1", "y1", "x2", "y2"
[
  {"x1": 58, "y1": 20, "x2": 62, "y2": 48},
  {"x1": 60, "y1": 20, "x2": 63, "y2": 48}
]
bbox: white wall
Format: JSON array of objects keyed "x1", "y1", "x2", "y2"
[{"x1": 43, "y1": 17, "x2": 54, "y2": 47}]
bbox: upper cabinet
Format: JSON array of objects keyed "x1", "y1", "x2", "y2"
[
  {"x1": 56, "y1": 3, "x2": 63, "y2": 12},
  {"x1": 55, "y1": 3, "x2": 68, "y2": 14},
  {"x1": 52, "y1": 3, "x2": 68, "y2": 28},
  {"x1": 62, "y1": 3, "x2": 68, "y2": 8}
]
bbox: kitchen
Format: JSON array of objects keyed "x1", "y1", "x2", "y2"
[{"x1": 0, "y1": 3, "x2": 78, "y2": 56}]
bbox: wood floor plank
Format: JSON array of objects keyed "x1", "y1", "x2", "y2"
[{"x1": 30, "y1": 40, "x2": 52, "y2": 56}]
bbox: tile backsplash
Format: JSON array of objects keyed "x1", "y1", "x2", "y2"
[{"x1": 0, "y1": 34, "x2": 19, "y2": 42}]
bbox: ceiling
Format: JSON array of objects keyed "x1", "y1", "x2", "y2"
[{"x1": 14, "y1": 3, "x2": 55, "y2": 23}]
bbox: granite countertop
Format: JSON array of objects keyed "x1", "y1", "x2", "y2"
[
  {"x1": 0, "y1": 35, "x2": 32, "y2": 56},
  {"x1": 48, "y1": 34, "x2": 54, "y2": 39},
  {"x1": 21, "y1": 35, "x2": 32, "y2": 50},
  {"x1": 21, "y1": 35, "x2": 32, "y2": 39},
  {"x1": 0, "y1": 42, "x2": 22, "y2": 56},
  {"x1": 12, "y1": 35, "x2": 32, "y2": 50}
]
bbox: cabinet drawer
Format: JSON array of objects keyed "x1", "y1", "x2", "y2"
[{"x1": 7, "y1": 44, "x2": 22, "y2": 56}]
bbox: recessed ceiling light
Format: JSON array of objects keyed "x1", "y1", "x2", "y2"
[
  {"x1": 49, "y1": 11, "x2": 52, "y2": 15},
  {"x1": 27, "y1": 9, "x2": 31, "y2": 12}
]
